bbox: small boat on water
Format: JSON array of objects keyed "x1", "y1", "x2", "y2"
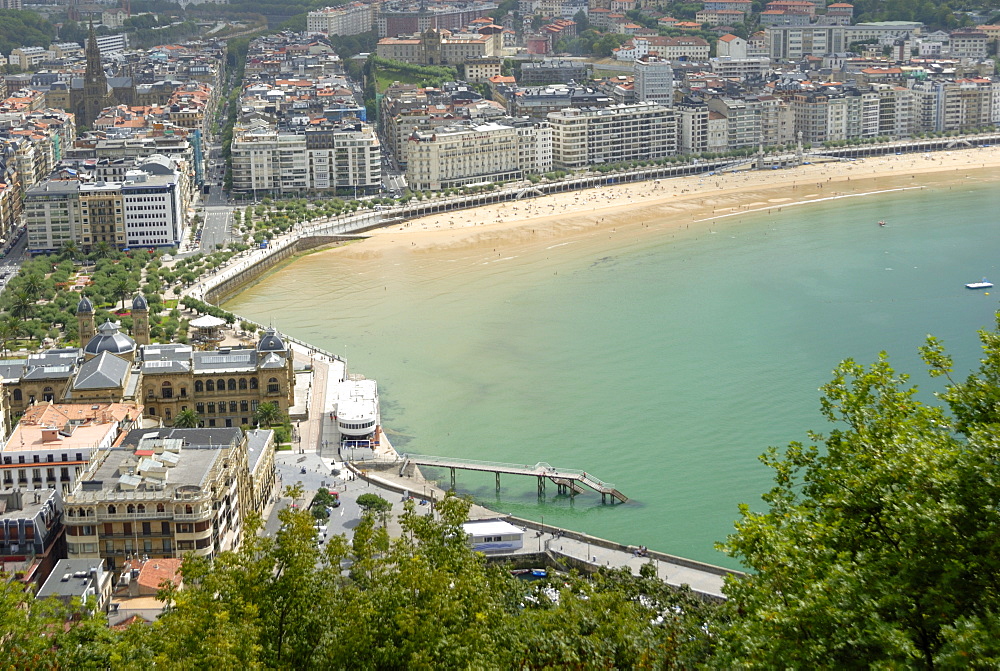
[
  {"x1": 966, "y1": 278, "x2": 993, "y2": 289},
  {"x1": 878, "y1": 220, "x2": 886, "y2": 227}
]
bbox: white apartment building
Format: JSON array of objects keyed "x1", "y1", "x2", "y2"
[
  {"x1": 909, "y1": 78, "x2": 999, "y2": 134},
  {"x1": 676, "y1": 105, "x2": 708, "y2": 154},
  {"x1": 122, "y1": 169, "x2": 184, "y2": 249},
  {"x1": 306, "y1": 125, "x2": 382, "y2": 193},
  {"x1": 634, "y1": 59, "x2": 673, "y2": 106},
  {"x1": 405, "y1": 121, "x2": 545, "y2": 191},
  {"x1": 230, "y1": 132, "x2": 309, "y2": 195},
  {"x1": 231, "y1": 125, "x2": 381, "y2": 195},
  {"x1": 9, "y1": 47, "x2": 52, "y2": 69},
  {"x1": 307, "y1": 3, "x2": 374, "y2": 36},
  {"x1": 547, "y1": 103, "x2": 677, "y2": 170},
  {"x1": 25, "y1": 161, "x2": 185, "y2": 254},
  {"x1": 710, "y1": 57, "x2": 772, "y2": 79},
  {"x1": 95, "y1": 33, "x2": 128, "y2": 56}
]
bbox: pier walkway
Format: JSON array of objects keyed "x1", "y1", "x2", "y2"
[{"x1": 399, "y1": 454, "x2": 628, "y2": 504}]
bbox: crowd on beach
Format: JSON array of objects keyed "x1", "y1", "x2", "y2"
[{"x1": 368, "y1": 147, "x2": 1000, "y2": 250}]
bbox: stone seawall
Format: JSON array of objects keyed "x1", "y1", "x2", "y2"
[{"x1": 204, "y1": 235, "x2": 359, "y2": 305}]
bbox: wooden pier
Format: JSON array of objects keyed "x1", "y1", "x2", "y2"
[{"x1": 399, "y1": 454, "x2": 628, "y2": 504}]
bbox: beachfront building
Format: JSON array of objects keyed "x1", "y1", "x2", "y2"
[
  {"x1": 230, "y1": 123, "x2": 381, "y2": 196},
  {"x1": 404, "y1": 119, "x2": 551, "y2": 190},
  {"x1": 61, "y1": 427, "x2": 262, "y2": 569},
  {"x1": 547, "y1": 102, "x2": 677, "y2": 170},
  {"x1": 909, "y1": 77, "x2": 999, "y2": 134},
  {"x1": 307, "y1": 3, "x2": 375, "y2": 36},
  {"x1": 787, "y1": 88, "x2": 879, "y2": 144}
]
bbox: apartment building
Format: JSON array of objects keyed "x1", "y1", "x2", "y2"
[
  {"x1": 909, "y1": 77, "x2": 999, "y2": 133},
  {"x1": 62, "y1": 427, "x2": 263, "y2": 570},
  {"x1": 0, "y1": 402, "x2": 143, "y2": 494},
  {"x1": 307, "y1": 3, "x2": 375, "y2": 36},
  {"x1": 230, "y1": 123, "x2": 381, "y2": 196},
  {"x1": 405, "y1": 121, "x2": 530, "y2": 190},
  {"x1": 547, "y1": 102, "x2": 677, "y2": 170},
  {"x1": 230, "y1": 131, "x2": 308, "y2": 195},
  {"x1": 633, "y1": 58, "x2": 673, "y2": 106},
  {"x1": 25, "y1": 162, "x2": 185, "y2": 254},
  {"x1": 0, "y1": 487, "x2": 64, "y2": 588}
]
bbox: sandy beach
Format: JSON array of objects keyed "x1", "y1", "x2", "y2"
[{"x1": 358, "y1": 146, "x2": 1000, "y2": 255}]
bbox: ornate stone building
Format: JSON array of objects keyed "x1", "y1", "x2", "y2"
[{"x1": 2, "y1": 294, "x2": 295, "y2": 428}]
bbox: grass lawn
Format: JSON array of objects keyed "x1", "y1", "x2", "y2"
[
  {"x1": 376, "y1": 70, "x2": 428, "y2": 93},
  {"x1": 164, "y1": 299, "x2": 178, "y2": 308}
]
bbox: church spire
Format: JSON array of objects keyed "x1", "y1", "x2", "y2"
[{"x1": 82, "y1": 18, "x2": 110, "y2": 127}]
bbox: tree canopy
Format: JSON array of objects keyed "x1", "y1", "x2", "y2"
[{"x1": 717, "y1": 312, "x2": 1000, "y2": 667}]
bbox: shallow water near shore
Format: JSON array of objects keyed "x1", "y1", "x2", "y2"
[{"x1": 227, "y1": 180, "x2": 1000, "y2": 568}]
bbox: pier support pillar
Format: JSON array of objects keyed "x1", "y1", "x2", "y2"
[
  {"x1": 450, "y1": 468, "x2": 455, "y2": 490},
  {"x1": 537, "y1": 476, "x2": 545, "y2": 497},
  {"x1": 602, "y1": 493, "x2": 607, "y2": 504},
  {"x1": 496, "y1": 472, "x2": 501, "y2": 493}
]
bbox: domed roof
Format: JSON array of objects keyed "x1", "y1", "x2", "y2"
[
  {"x1": 256, "y1": 327, "x2": 286, "y2": 353},
  {"x1": 84, "y1": 320, "x2": 137, "y2": 356},
  {"x1": 132, "y1": 292, "x2": 148, "y2": 311},
  {"x1": 76, "y1": 295, "x2": 94, "y2": 314}
]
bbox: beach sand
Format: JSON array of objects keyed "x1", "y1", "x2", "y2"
[{"x1": 352, "y1": 147, "x2": 1000, "y2": 257}]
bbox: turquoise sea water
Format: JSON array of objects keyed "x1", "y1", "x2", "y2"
[{"x1": 226, "y1": 179, "x2": 1000, "y2": 569}]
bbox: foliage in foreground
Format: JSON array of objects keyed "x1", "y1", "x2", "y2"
[
  {"x1": 717, "y1": 312, "x2": 1000, "y2": 668},
  {"x1": 3, "y1": 494, "x2": 716, "y2": 669}
]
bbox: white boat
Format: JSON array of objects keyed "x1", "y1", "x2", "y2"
[{"x1": 966, "y1": 278, "x2": 993, "y2": 289}]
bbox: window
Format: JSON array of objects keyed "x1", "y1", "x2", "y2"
[
  {"x1": 229, "y1": 401, "x2": 237, "y2": 413},
  {"x1": 195, "y1": 380, "x2": 204, "y2": 392},
  {"x1": 157, "y1": 503, "x2": 165, "y2": 513},
  {"x1": 12, "y1": 389, "x2": 20, "y2": 401},
  {"x1": 239, "y1": 378, "x2": 247, "y2": 390},
  {"x1": 161, "y1": 382, "x2": 173, "y2": 399},
  {"x1": 250, "y1": 377, "x2": 258, "y2": 390},
  {"x1": 240, "y1": 400, "x2": 248, "y2": 412},
  {"x1": 208, "y1": 402, "x2": 215, "y2": 414},
  {"x1": 217, "y1": 378, "x2": 225, "y2": 391},
  {"x1": 161, "y1": 521, "x2": 170, "y2": 534},
  {"x1": 268, "y1": 377, "x2": 280, "y2": 394},
  {"x1": 205, "y1": 380, "x2": 214, "y2": 392},
  {"x1": 196, "y1": 403, "x2": 205, "y2": 414},
  {"x1": 42, "y1": 386, "x2": 54, "y2": 402},
  {"x1": 142, "y1": 522, "x2": 151, "y2": 535},
  {"x1": 228, "y1": 379, "x2": 237, "y2": 391}
]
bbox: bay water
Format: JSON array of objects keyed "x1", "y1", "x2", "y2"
[{"x1": 226, "y1": 178, "x2": 1000, "y2": 568}]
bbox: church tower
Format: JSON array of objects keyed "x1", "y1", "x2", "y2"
[
  {"x1": 82, "y1": 20, "x2": 111, "y2": 128},
  {"x1": 132, "y1": 292, "x2": 150, "y2": 346},
  {"x1": 77, "y1": 295, "x2": 95, "y2": 345}
]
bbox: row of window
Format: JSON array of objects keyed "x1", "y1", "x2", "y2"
[{"x1": 2, "y1": 452, "x2": 85, "y2": 464}]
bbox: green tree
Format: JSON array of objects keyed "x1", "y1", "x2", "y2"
[
  {"x1": 112, "y1": 275, "x2": 132, "y2": 311},
  {"x1": 90, "y1": 240, "x2": 114, "y2": 261},
  {"x1": 253, "y1": 401, "x2": 281, "y2": 428},
  {"x1": 355, "y1": 493, "x2": 392, "y2": 519},
  {"x1": 173, "y1": 408, "x2": 200, "y2": 428},
  {"x1": 718, "y1": 313, "x2": 1000, "y2": 667}
]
